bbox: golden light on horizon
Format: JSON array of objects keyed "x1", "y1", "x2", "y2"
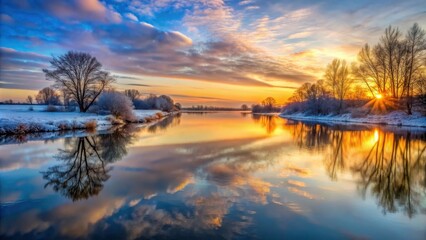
[{"x1": 375, "y1": 94, "x2": 383, "y2": 100}]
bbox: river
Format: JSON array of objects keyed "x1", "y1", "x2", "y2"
[{"x1": 1, "y1": 112, "x2": 425, "y2": 239}]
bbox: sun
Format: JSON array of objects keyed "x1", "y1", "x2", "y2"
[{"x1": 375, "y1": 94, "x2": 383, "y2": 99}]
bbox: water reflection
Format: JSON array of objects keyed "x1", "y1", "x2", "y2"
[
  {"x1": 147, "y1": 113, "x2": 181, "y2": 133},
  {"x1": 42, "y1": 127, "x2": 134, "y2": 201},
  {"x1": 1, "y1": 113, "x2": 425, "y2": 239},
  {"x1": 352, "y1": 131, "x2": 426, "y2": 217},
  {"x1": 287, "y1": 121, "x2": 426, "y2": 217},
  {"x1": 252, "y1": 115, "x2": 277, "y2": 134}
]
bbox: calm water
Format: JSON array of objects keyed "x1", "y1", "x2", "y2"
[{"x1": 1, "y1": 112, "x2": 425, "y2": 239}]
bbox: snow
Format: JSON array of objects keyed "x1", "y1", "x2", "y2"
[
  {"x1": 280, "y1": 111, "x2": 426, "y2": 128},
  {"x1": 0, "y1": 105, "x2": 167, "y2": 135}
]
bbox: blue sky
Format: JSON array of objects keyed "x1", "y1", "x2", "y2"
[{"x1": 1, "y1": 0, "x2": 425, "y2": 106}]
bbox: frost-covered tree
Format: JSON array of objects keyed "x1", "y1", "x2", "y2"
[
  {"x1": 97, "y1": 91, "x2": 135, "y2": 121},
  {"x1": 155, "y1": 95, "x2": 174, "y2": 112}
]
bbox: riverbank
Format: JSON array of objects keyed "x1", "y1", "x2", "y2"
[
  {"x1": 279, "y1": 111, "x2": 426, "y2": 128},
  {"x1": 0, "y1": 104, "x2": 169, "y2": 135}
]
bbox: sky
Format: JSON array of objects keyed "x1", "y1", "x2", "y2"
[{"x1": 0, "y1": 0, "x2": 425, "y2": 107}]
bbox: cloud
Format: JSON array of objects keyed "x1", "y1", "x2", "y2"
[
  {"x1": 0, "y1": 13, "x2": 13, "y2": 23},
  {"x1": 245, "y1": 6, "x2": 260, "y2": 10},
  {"x1": 1, "y1": 0, "x2": 425, "y2": 96},
  {"x1": 125, "y1": 0, "x2": 225, "y2": 17},
  {"x1": 5, "y1": 0, "x2": 122, "y2": 23},
  {"x1": 124, "y1": 12, "x2": 138, "y2": 21},
  {"x1": 93, "y1": 21, "x2": 192, "y2": 53},
  {"x1": 239, "y1": 0, "x2": 254, "y2": 5},
  {"x1": 0, "y1": 47, "x2": 49, "y2": 90}
]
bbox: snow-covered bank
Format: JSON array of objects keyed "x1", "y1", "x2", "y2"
[
  {"x1": 279, "y1": 111, "x2": 426, "y2": 128},
  {"x1": 0, "y1": 104, "x2": 168, "y2": 135}
]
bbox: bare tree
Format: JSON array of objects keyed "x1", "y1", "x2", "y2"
[
  {"x1": 262, "y1": 97, "x2": 276, "y2": 107},
  {"x1": 324, "y1": 59, "x2": 354, "y2": 112},
  {"x1": 43, "y1": 51, "x2": 115, "y2": 112},
  {"x1": 403, "y1": 23, "x2": 426, "y2": 114},
  {"x1": 289, "y1": 82, "x2": 311, "y2": 102},
  {"x1": 347, "y1": 85, "x2": 367, "y2": 101},
  {"x1": 26, "y1": 95, "x2": 33, "y2": 105},
  {"x1": 353, "y1": 44, "x2": 386, "y2": 97},
  {"x1": 241, "y1": 104, "x2": 249, "y2": 110},
  {"x1": 124, "y1": 89, "x2": 141, "y2": 102},
  {"x1": 36, "y1": 87, "x2": 61, "y2": 105},
  {"x1": 324, "y1": 59, "x2": 340, "y2": 97}
]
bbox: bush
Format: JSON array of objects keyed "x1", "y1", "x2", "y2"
[
  {"x1": 46, "y1": 105, "x2": 60, "y2": 112},
  {"x1": 28, "y1": 106, "x2": 34, "y2": 111},
  {"x1": 85, "y1": 120, "x2": 97, "y2": 131},
  {"x1": 133, "y1": 94, "x2": 176, "y2": 112},
  {"x1": 97, "y1": 91, "x2": 135, "y2": 122},
  {"x1": 155, "y1": 95, "x2": 174, "y2": 112}
]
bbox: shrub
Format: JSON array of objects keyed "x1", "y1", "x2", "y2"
[
  {"x1": 85, "y1": 120, "x2": 97, "y2": 131},
  {"x1": 155, "y1": 95, "x2": 174, "y2": 112},
  {"x1": 46, "y1": 105, "x2": 60, "y2": 112},
  {"x1": 16, "y1": 124, "x2": 28, "y2": 134},
  {"x1": 97, "y1": 91, "x2": 135, "y2": 121},
  {"x1": 155, "y1": 112, "x2": 163, "y2": 118},
  {"x1": 28, "y1": 106, "x2": 34, "y2": 111},
  {"x1": 133, "y1": 94, "x2": 176, "y2": 112}
]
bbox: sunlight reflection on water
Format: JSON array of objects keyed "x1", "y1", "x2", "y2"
[{"x1": 0, "y1": 112, "x2": 425, "y2": 239}]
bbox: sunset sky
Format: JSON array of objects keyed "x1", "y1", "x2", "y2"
[{"x1": 1, "y1": 0, "x2": 425, "y2": 107}]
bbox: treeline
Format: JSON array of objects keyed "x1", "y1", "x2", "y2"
[
  {"x1": 252, "y1": 97, "x2": 281, "y2": 113},
  {"x1": 28, "y1": 86, "x2": 180, "y2": 112},
  {"x1": 284, "y1": 23, "x2": 426, "y2": 116}
]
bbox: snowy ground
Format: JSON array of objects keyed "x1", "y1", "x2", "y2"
[
  {"x1": 280, "y1": 111, "x2": 426, "y2": 128},
  {"x1": 0, "y1": 104, "x2": 167, "y2": 135}
]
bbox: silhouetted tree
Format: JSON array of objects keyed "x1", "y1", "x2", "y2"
[
  {"x1": 403, "y1": 23, "x2": 426, "y2": 114},
  {"x1": 324, "y1": 59, "x2": 354, "y2": 112},
  {"x1": 36, "y1": 87, "x2": 61, "y2": 105},
  {"x1": 43, "y1": 51, "x2": 114, "y2": 112},
  {"x1": 124, "y1": 89, "x2": 141, "y2": 102},
  {"x1": 26, "y1": 95, "x2": 33, "y2": 105},
  {"x1": 353, "y1": 23, "x2": 426, "y2": 114}
]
